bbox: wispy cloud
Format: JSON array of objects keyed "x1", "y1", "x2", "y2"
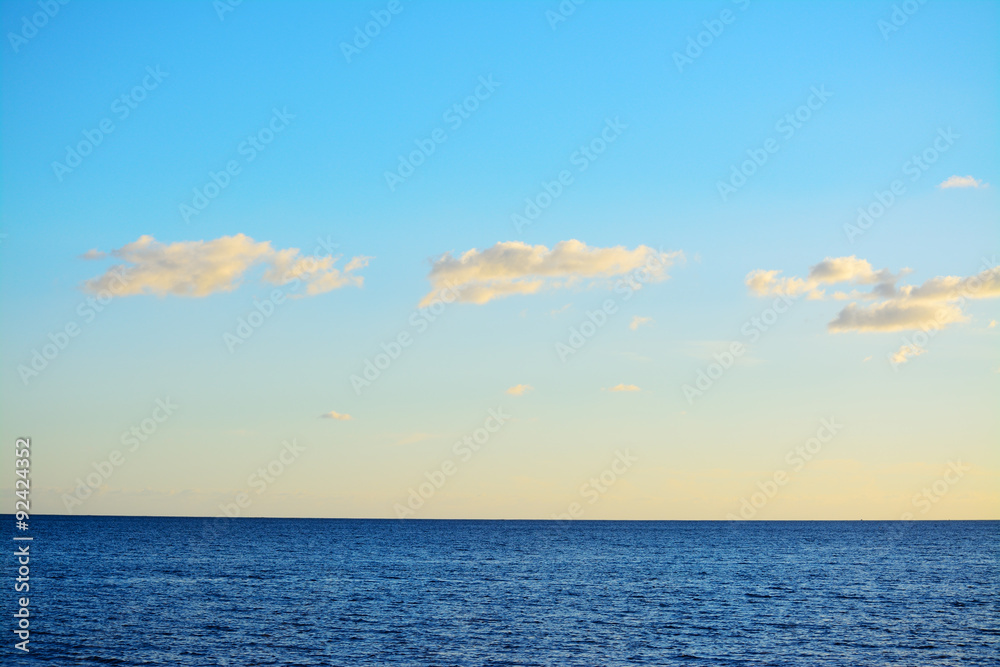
[
  {"x1": 506, "y1": 384, "x2": 534, "y2": 396},
  {"x1": 79, "y1": 249, "x2": 106, "y2": 260},
  {"x1": 939, "y1": 175, "x2": 987, "y2": 189},
  {"x1": 889, "y1": 344, "x2": 926, "y2": 365},
  {"x1": 549, "y1": 303, "x2": 572, "y2": 317},
  {"x1": 629, "y1": 315, "x2": 652, "y2": 330},
  {"x1": 420, "y1": 240, "x2": 681, "y2": 306},
  {"x1": 320, "y1": 411, "x2": 352, "y2": 421},
  {"x1": 605, "y1": 383, "x2": 641, "y2": 392},
  {"x1": 83, "y1": 234, "x2": 370, "y2": 298}
]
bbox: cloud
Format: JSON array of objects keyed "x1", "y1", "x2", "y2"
[
  {"x1": 320, "y1": 411, "x2": 352, "y2": 421},
  {"x1": 990, "y1": 320, "x2": 997, "y2": 328},
  {"x1": 506, "y1": 384, "x2": 534, "y2": 396},
  {"x1": 749, "y1": 256, "x2": 999, "y2": 333},
  {"x1": 828, "y1": 301, "x2": 968, "y2": 332},
  {"x1": 939, "y1": 175, "x2": 987, "y2": 189},
  {"x1": 79, "y1": 249, "x2": 106, "y2": 260},
  {"x1": 549, "y1": 303, "x2": 572, "y2": 317},
  {"x1": 605, "y1": 383, "x2": 640, "y2": 392},
  {"x1": 889, "y1": 344, "x2": 927, "y2": 365},
  {"x1": 629, "y1": 315, "x2": 652, "y2": 330},
  {"x1": 83, "y1": 234, "x2": 370, "y2": 298},
  {"x1": 746, "y1": 255, "x2": 901, "y2": 300},
  {"x1": 420, "y1": 240, "x2": 682, "y2": 306}
]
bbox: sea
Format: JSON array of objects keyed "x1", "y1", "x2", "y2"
[{"x1": 8, "y1": 517, "x2": 999, "y2": 666}]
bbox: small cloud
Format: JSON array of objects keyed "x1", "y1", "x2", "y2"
[
  {"x1": 605, "y1": 383, "x2": 640, "y2": 392},
  {"x1": 80, "y1": 249, "x2": 106, "y2": 260},
  {"x1": 939, "y1": 175, "x2": 987, "y2": 189},
  {"x1": 629, "y1": 315, "x2": 652, "y2": 330},
  {"x1": 889, "y1": 344, "x2": 926, "y2": 365},
  {"x1": 320, "y1": 411, "x2": 352, "y2": 421},
  {"x1": 989, "y1": 320, "x2": 997, "y2": 328},
  {"x1": 550, "y1": 303, "x2": 571, "y2": 317},
  {"x1": 506, "y1": 384, "x2": 534, "y2": 396},
  {"x1": 863, "y1": 356, "x2": 872, "y2": 363}
]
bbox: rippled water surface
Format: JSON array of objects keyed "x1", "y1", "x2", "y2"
[{"x1": 13, "y1": 517, "x2": 1000, "y2": 665}]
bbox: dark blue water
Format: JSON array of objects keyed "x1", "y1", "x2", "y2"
[{"x1": 7, "y1": 517, "x2": 999, "y2": 666}]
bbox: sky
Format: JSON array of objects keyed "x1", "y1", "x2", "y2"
[{"x1": 1, "y1": 0, "x2": 997, "y2": 520}]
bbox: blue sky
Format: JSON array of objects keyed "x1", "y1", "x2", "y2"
[{"x1": 1, "y1": 0, "x2": 997, "y2": 519}]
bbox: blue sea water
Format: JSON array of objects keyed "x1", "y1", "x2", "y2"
[{"x1": 7, "y1": 517, "x2": 999, "y2": 666}]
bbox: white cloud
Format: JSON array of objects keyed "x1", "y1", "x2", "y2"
[
  {"x1": 828, "y1": 301, "x2": 968, "y2": 332},
  {"x1": 749, "y1": 256, "x2": 999, "y2": 333},
  {"x1": 79, "y1": 249, "x2": 106, "y2": 260},
  {"x1": 421, "y1": 240, "x2": 681, "y2": 306},
  {"x1": 549, "y1": 303, "x2": 572, "y2": 317},
  {"x1": 629, "y1": 316, "x2": 652, "y2": 330},
  {"x1": 605, "y1": 383, "x2": 640, "y2": 392},
  {"x1": 889, "y1": 344, "x2": 927, "y2": 365},
  {"x1": 939, "y1": 175, "x2": 987, "y2": 189},
  {"x1": 506, "y1": 384, "x2": 534, "y2": 396},
  {"x1": 746, "y1": 255, "x2": 901, "y2": 300},
  {"x1": 83, "y1": 234, "x2": 370, "y2": 298},
  {"x1": 320, "y1": 411, "x2": 352, "y2": 421}
]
